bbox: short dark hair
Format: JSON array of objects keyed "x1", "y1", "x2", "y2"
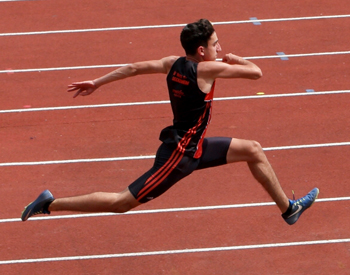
[{"x1": 180, "y1": 19, "x2": 215, "y2": 55}]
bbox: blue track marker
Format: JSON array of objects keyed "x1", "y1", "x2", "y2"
[
  {"x1": 249, "y1": 17, "x2": 261, "y2": 25},
  {"x1": 276, "y1": 52, "x2": 289, "y2": 60},
  {"x1": 306, "y1": 89, "x2": 315, "y2": 93}
]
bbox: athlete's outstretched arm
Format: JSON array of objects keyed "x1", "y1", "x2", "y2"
[{"x1": 67, "y1": 56, "x2": 178, "y2": 98}]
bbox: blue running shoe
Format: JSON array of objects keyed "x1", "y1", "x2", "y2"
[
  {"x1": 21, "y1": 190, "x2": 54, "y2": 221},
  {"x1": 282, "y1": 188, "x2": 319, "y2": 225}
]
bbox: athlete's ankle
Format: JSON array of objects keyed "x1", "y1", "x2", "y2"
[{"x1": 282, "y1": 200, "x2": 293, "y2": 216}]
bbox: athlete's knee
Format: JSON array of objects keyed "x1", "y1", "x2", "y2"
[
  {"x1": 246, "y1": 140, "x2": 265, "y2": 161},
  {"x1": 110, "y1": 191, "x2": 140, "y2": 213},
  {"x1": 111, "y1": 203, "x2": 132, "y2": 213},
  {"x1": 110, "y1": 200, "x2": 132, "y2": 213},
  {"x1": 227, "y1": 138, "x2": 265, "y2": 163}
]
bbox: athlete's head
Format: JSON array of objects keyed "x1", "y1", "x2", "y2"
[{"x1": 180, "y1": 19, "x2": 216, "y2": 56}]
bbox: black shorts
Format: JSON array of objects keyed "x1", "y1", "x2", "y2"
[{"x1": 128, "y1": 137, "x2": 232, "y2": 203}]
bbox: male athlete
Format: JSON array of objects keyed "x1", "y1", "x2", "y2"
[{"x1": 21, "y1": 19, "x2": 318, "y2": 225}]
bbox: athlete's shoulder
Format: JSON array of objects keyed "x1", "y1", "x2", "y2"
[{"x1": 161, "y1": 56, "x2": 181, "y2": 73}]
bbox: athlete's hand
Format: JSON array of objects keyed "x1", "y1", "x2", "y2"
[
  {"x1": 67, "y1": 81, "x2": 97, "y2": 98},
  {"x1": 222, "y1": 53, "x2": 246, "y2": 65}
]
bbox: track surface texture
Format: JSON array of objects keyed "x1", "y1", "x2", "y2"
[{"x1": 1, "y1": 0, "x2": 350, "y2": 274}]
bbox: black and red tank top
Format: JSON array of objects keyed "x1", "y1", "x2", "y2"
[{"x1": 159, "y1": 57, "x2": 215, "y2": 158}]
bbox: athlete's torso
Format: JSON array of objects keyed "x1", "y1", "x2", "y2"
[{"x1": 159, "y1": 57, "x2": 215, "y2": 158}]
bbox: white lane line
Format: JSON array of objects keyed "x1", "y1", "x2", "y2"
[
  {"x1": 1, "y1": 89, "x2": 349, "y2": 114},
  {"x1": 1, "y1": 14, "x2": 350, "y2": 37},
  {"x1": 0, "y1": 155, "x2": 155, "y2": 167},
  {"x1": 1, "y1": 141, "x2": 350, "y2": 167},
  {"x1": 0, "y1": 100, "x2": 168, "y2": 113},
  {"x1": 1, "y1": 51, "x2": 349, "y2": 74},
  {"x1": 245, "y1": 50, "x2": 350, "y2": 60},
  {"x1": 2, "y1": 196, "x2": 350, "y2": 224},
  {"x1": 1, "y1": 238, "x2": 349, "y2": 265},
  {"x1": 0, "y1": 63, "x2": 130, "y2": 74},
  {"x1": 263, "y1": 141, "x2": 350, "y2": 151},
  {"x1": 0, "y1": 0, "x2": 36, "y2": 1}
]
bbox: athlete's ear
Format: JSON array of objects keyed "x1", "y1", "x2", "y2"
[{"x1": 197, "y1": 46, "x2": 205, "y2": 56}]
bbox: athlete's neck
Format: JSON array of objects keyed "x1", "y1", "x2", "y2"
[{"x1": 186, "y1": 55, "x2": 202, "y2": 63}]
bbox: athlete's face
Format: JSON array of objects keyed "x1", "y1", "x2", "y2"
[{"x1": 203, "y1": 32, "x2": 222, "y2": 61}]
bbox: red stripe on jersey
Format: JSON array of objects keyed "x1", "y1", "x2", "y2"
[
  {"x1": 194, "y1": 101, "x2": 212, "y2": 158},
  {"x1": 137, "y1": 128, "x2": 195, "y2": 200},
  {"x1": 205, "y1": 81, "x2": 215, "y2": 101},
  {"x1": 194, "y1": 82, "x2": 215, "y2": 158},
  {"x1": 137, "y1": 120, "x2": 203, "y2": 201},
  {"x1": 137, "y1": 149, "x2": 183, "y2": 201},
  {"x1": 137, "y1": 89, "x2": 215, "y2": 201},
  {"x1": 177, "y1": 98, "x2": 212, "y2": 158}
]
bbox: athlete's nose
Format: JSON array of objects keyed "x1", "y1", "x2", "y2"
[{"x1": 216, "y1": 42, "x2": 222, "y2": 52}]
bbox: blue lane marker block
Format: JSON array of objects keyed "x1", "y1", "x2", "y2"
[
  {"x1": 276, "y1": 52, "x2": 289, "y2": 60},
  {"x1": 249, "y1": 17, "x2": 261, "y2": 25},
  {"x1": 306, "y1": 89, "x2": 315, "y2": 93}
]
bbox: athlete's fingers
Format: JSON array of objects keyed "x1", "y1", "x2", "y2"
[
  {"x1": 67, "y1": 85, "x2": 80, "y2": 92},
  {"x1": 67, "y1": 82, "x2": 85, "y2": 92},
  {"x1": 68, "y1": 81, "x2": 96, "y2": 98},
  {"x1": 222, "y1": 54, "x2": 228, "y2": 63},
  {"x1": 73, "y1": 88, "x2": 84, "y2": 98}
]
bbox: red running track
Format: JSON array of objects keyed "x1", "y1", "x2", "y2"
[{"x1": 1, "y1": 0, "x2": 350, "y2": 274}]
